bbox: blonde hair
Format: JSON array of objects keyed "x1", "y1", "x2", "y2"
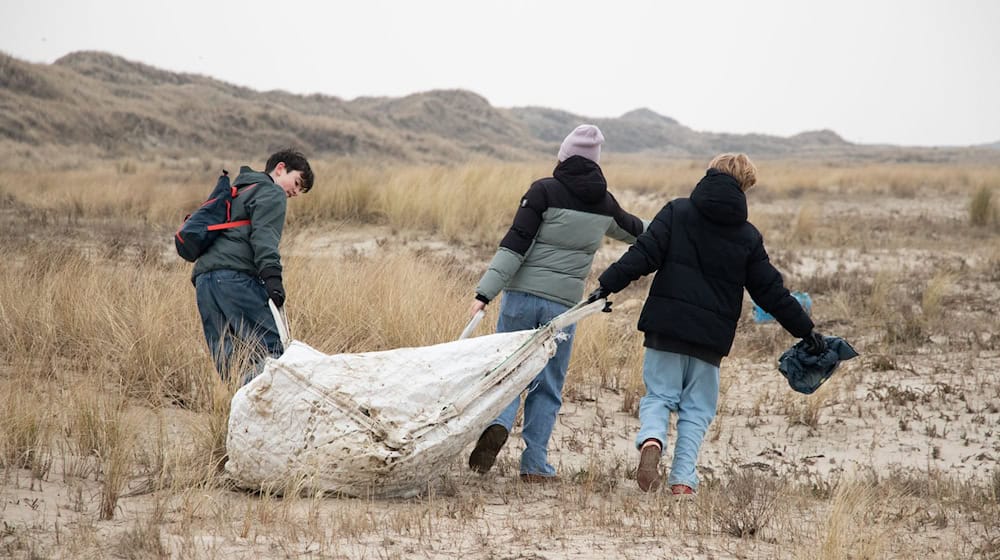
[{"x1": 708, "y1": 153, "x2": 757, "y2": 191}]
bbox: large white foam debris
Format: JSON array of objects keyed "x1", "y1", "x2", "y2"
[{"x1": 225, "y1": 318, "x2": 573, "y2": 497}]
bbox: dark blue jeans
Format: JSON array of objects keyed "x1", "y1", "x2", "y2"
[
  {"x1": 195, "y1": 269, "x2": 282, "y2": 384},
  {"x1": 491, "y1": 291, "x2": 576, "y2": 477}
]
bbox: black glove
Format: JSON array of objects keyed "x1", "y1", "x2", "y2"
[
  {"x1": 260, "y1": 268, "x2": 285, "y2": 307},
  {"x1": 586, "y1": 285, "x2": 614, "y2": 313},
  {"x1": 586, "y1": 285, "x2": 612, "y2": 304},
  {"x1": 802, "y1": 331, "x2": 827, "y2": 356}
]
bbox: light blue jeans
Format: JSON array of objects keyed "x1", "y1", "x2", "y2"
[
  {"x1": 491, "y1": 291, "x2": 576, "y2": 477},
  {"x1": 635, "y1": 348, "x2": 720, "y2": 489},
  {"x1": 195, "y1": 269, "x2": 283, "y2": 385}
]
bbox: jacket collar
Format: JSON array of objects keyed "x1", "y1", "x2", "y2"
[{"x1": 234, "y1": 166, "x2": 274, "y2": 188}]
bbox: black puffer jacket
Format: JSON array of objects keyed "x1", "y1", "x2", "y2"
[{"x1": 598, "y1": 169, "x2": 814, "y2": 365}]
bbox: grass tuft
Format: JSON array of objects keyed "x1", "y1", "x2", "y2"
[
  {"x1": 707, "y1": 467, "x2": 784, "y2": 538},
  {"x1": 969, "y1": 185, "x2": 994, "y2": 226}
]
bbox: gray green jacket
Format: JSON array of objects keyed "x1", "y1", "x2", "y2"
[
  {"x1": 192, "y1": 166, "x2": 287, "y2": 280},
  {"x1": 476, "y1": 156, "x2": 647, "y2": 307}
]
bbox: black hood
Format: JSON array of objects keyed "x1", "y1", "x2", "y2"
[
  {"x1": 552, "y1": 156, "x2": 607, "y2": 204},
  {"x1": 689, "y1": 169, "x2": 748, "y2": 225}
]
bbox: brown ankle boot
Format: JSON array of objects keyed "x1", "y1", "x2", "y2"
[
  {"x1": 468, "y1": 424, "x2": 508, "y2": 474},
  {"x1": 636, "y1": 444, "x2": 662, "y2": 492}
]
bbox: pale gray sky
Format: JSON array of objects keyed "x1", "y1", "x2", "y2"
[{"x1": 3, "y1": 0, "x2": 999, "y2": 147}]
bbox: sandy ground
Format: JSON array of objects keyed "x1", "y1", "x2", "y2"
[{"x1": 3, "y1": 188, "x2": 999, "y2": 559}]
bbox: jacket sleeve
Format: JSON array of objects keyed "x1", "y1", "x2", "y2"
[
  {"x1": 245, "y1": 184, "x2": 287, "y2": 275},
  {"x1": 603, "y1": 192, "x2": 649, "y2": 243},
  {"x1": 598, "y1": 202, "x2": 673, "y2": 293},
  {"x1": 745, "y1": 236, "x2": 814, "y2": 338},
  {"x1": 475, "y1": 182, "x2": 548, "y2": 302}
]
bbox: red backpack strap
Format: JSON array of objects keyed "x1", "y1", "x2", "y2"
[
  {"x1": 231, "y1": 183, "x2": 259, "y2": 198},
  {"x1": 203, "y1": 183, "x2": 258, "y2": 232},
  {"x1": 206, "y1": 219, "x2": 250, "y2": 231}
]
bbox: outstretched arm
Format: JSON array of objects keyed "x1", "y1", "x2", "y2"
[
  {"x1": 597, "y1": 202, "x2": 674, "y2": 294},
  {"x1": 745, "y1": 239, "x2": 814, "y2": 338},
  {"x1": 604, "y1": 191, "x2": 649, "y2": 243}
]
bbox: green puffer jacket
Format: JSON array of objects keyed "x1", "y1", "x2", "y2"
[
  {"x1": 191, "y1": 166, "x2": 287, "y2": 281},
  {"x1": 476, "y1": 157, "x2": 647, "y2": 307}
]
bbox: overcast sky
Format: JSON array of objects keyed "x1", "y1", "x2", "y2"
[{"x1": 3, "y1": 0, "x2": 999, "y2": 147}]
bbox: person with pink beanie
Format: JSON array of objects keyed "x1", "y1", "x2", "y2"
[{"x1": 466, "y1": 124, "x2": 648, "y2": 483}]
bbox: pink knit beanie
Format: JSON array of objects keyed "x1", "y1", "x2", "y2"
[{"x1": 557, "y1": 124, "x2": 604, "y2": 163}]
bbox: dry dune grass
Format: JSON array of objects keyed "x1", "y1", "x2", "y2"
[
  {"x1": 1, "y1": 157, "x2": 999, "y2": 558},
  {"x1": 3, "y1": 157, "x2": 997, "y2": 247}
]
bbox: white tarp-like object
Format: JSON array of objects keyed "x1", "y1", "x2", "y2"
[{"x1": 225, "y1": 300, "x2": 605, "y2": 498}]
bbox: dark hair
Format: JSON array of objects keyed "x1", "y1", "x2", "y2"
[{"x1": 265, "y1": 149, "x2": 314, "y2": 192}]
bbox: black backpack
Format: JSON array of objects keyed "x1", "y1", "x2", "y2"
[{"x1": 174, "y1": 171, "x2": 258, "y2": 262}]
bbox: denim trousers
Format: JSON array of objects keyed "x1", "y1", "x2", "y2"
[
  {"x1": 635, "y1": 348, "x2": 720, "y2": 489},
  {"x1": 194, "y1": 269, "x2": 282, "y2": 385},
  {"x1": 491, "y1": 291, "x2": 576, "y2": 477}
]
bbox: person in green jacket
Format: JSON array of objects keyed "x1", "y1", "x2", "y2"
[
  {"x1": 467, "y1": 125, "x2": 647, "y2": 482},
  {"x1": 193, "y1": 149, "x2": 314, "y2": 384}
]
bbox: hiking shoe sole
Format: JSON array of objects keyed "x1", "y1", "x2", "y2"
[
  {"x1": 468, "y1": 424, "x2": 508, "y2": 474},
  {"x1": 519, "y1": 473, "x2": 560, "y2": 484},
  {"x1": 637, "y1": 446, "x2": 661, "y2": 492}
]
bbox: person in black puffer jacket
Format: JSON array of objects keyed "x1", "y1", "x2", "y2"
[{"x1": 589, "y1": 153, "x2": 824, "y2": 495}]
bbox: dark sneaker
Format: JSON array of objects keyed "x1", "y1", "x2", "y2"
[
  {"x1": 519, "y1": 473, "x2": 560, "y2": 484},
  {"x1": 670, "y1": 484, "x2": 695, "y2": 495},
  {"x1": 636, "y1": 446, "x2": 662, "y2": 492},
  {"x1": 468, "y1": 424, "x2": 508, "y2": 474}
]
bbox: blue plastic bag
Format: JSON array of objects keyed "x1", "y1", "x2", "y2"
[{"x1": 752, "y1": 291, "x2": 811, "y2": 323}]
